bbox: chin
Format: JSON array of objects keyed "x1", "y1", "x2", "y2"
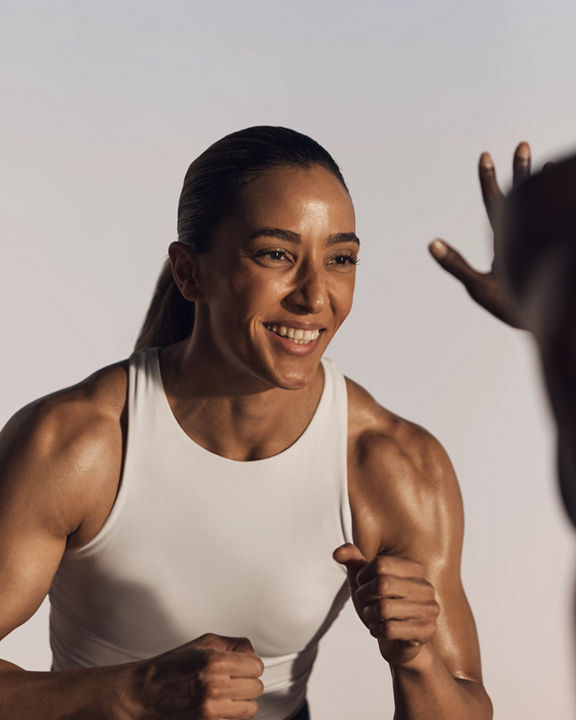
[{"x1": 262, "y1": 358, "x2": 321, "y2": 391}]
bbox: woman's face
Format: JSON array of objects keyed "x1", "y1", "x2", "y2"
[{"x1": 193, "y1": 163, "x2": 358, "y2": 391}]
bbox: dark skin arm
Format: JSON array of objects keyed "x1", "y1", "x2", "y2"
[{"x1": 335, "y1": 382, "x2": 493, "y2": 719}]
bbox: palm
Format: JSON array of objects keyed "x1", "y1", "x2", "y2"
[{"x1": 429, "y1": 142, "x2": 533, "y2": 330}]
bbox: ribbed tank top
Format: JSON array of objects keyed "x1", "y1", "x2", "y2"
[{"x1": 49, "y1": 348, "x2": 353, "y2": 719}]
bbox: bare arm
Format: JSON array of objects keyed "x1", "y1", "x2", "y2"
[
  {"x1": 0, "y1": 384, "x2": 133, "y2": 718},
  {"x1": 0, "y1": 372, "x2": 264, "y2": 719},
  {"x1": 337, "y1": 385, "x2": 492, "y2": 719}
]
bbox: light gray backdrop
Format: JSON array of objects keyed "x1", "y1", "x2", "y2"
[{"x1": 1, "y1": 1, "x2": 574, "y2": 718}]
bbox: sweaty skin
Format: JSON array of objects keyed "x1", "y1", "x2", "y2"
[{"x1": 0, "y1": 165, "x2": 492, "y2": 719}]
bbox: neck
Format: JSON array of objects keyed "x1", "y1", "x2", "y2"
[{"x1": 159, "y1": 339, "x2": 325, "y2": 461}]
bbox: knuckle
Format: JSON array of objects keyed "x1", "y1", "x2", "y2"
[
  {"x1": 382, "y1": 622, "x2": 398, "y2": 640},
  {"x1": 200, "y1": 698, "x2": 218, "y2": 719},
  {"x1": 242, "y1": 700, "x2": 259, "y2": 718},
  {"x1": 376, "y1": 556, "x2": 390, "y2": 573},
  {"x1": 378, "y1": 575, "x2": 391, "y2": 595},
  {"x1": 371, "y1": 620, "x2": 391, "y2": 639},
  {"x1": 204, "y1": 650, "x2": 226, "y2": 672},
  {"x1": 237, "y1": 636, "x2": 254, "y2": 652},
  {"x1": 379, "y1": 598, "x2": 392, "y2": 617},
  {"x1": 255, "y1": 678, "x2": 265, "y2": 697},
  {"x1": 422, "y1": 581, "x2": 435, "y2": 599},
  {"x1": 196, "y1": 632, "x2": 218, "y2": 646},
  {"x1": 205, "y1": 679, "x2": 225, "y2": 699},
  {"x1": 422, "y1": 623, "x2": 437, "y2": 642},
  {"x1": 422, "y1": 596, "x2": 440, "y2": 616},
  {"x1": 410, "y1": 559, "x2": 425, "y2": 576}
]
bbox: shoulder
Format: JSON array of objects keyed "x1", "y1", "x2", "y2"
[
  {"x1": 345, "y1": 375, "x2": 453, "y2": 480},
  {"x1": 0, "y1": 360, "x2": 129, "y2": 539},
  {"x1": 345, "y1": 376, "x2": 463, "y2": 559}
]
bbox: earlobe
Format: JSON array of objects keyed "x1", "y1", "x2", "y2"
[{"x1": 169, "y1": 241, "x2": 205, "y2": 302}]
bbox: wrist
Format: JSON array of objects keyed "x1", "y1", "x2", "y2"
[{"x1": 109, "y1": 661, "x2": 149, "y2": 720}]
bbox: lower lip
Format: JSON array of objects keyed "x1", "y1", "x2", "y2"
[{"x1": 264, "y1": 326, "x2": 323, "y2": 356}]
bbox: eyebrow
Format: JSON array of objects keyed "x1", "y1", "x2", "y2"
[{"x1": 248, "y1": 227, "x2": 360, "y2": 247}]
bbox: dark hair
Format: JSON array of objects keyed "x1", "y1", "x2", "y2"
[{"x1": 134, "y1": 126, "x2": 348, "y2": 350}]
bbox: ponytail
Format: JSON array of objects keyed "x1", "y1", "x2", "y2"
[{"x1": 134, "y1": 258, "x2": 195, "y2": 350}]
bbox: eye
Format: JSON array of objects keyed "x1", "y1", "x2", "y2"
[
  {"x1": 266, "y1": 250, "x2": 288, "y2": 261},
  {"x1": 253, "y1": 248, "x2": 293, "y2": 266},
  {"x1": 328, "y1": 253, "x2": 359, "y2": 267}
]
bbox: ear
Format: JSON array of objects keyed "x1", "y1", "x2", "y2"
[{"x1": 169, "y1": 241, "x2": 205, "y2": 302}]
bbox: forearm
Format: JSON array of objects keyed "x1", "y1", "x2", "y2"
[
  {"x1": 0, "y1": 658, "x2": 137, "y2": 720},
  {"x1": 390, "y1": 644, "x2": 493, "y2": 720}
]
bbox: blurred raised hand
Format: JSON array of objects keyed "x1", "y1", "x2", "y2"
[{"x1": 428, "y1": 142, "x2": 533, "y2": 329}]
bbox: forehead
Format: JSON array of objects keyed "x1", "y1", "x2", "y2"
[{"x1": 232, "y1": 164, "x2": 355, "y2": 232}]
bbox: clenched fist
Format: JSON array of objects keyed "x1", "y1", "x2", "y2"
[
  {"x1": 334, "y1": 544, "x2": 439, "y2": 666},
  {"x1": 126, "y1": 633, "x2": 264, "y2": 719}
]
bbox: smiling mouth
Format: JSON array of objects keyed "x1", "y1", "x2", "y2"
[{"x1": 263, "y1": 323, "x2": 323, "y2": 345}]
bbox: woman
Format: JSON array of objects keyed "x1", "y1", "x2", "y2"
[{"x1": 0, "y1": 127, "x2": 492, "y2": 719}]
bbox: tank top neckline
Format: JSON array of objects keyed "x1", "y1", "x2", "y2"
[{"x1": 150, "y1": 347, "x2": 331, "y2": 467}]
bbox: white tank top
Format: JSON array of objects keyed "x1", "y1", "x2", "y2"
[{"x1": 49, "y1": 348, "x2": 354, "y2": 719}]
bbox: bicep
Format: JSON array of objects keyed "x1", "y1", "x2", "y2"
[
  {"x1": 0, "y1": 410, "x2": 72, "y2": 639},
  {"x1": 0, "y1": 508, "x2": 66, "y2": 639}
]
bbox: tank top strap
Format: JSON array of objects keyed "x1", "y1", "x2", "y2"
[{"x1": 320, "y1": 357, "x2": 354, "y2": 546}]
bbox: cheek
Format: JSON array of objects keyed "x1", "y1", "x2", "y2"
[
  {"x1": 332, "y1": 274, "x2": 356, "y2": 319},
  {"x1": 230, "y1": 271, "x2": 287, "y2": 310}
]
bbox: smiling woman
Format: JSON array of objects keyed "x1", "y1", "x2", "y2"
[
  {"x1": 0, "y1": 126, "x2": 492, "y2": 720},
  {"x1": 163, "y1": 161, "x2": 357, "y2": 394},
  {"x1": 136, "y1": 127, "x2": 352, "y2": 355}
]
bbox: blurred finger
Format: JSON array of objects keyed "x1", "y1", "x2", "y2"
[
  {"x1": 478, "y1": 152, "x2": 504, "y2": 226},
  {"x1": 512, "y1": 141, "x2": 531, "y2": 188},
  {"x1": 428, "y1": 239, "x2": 483, "y2": 289}
]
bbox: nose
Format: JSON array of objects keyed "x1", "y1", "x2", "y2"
[{"x1": 285, "y1": 262, "x2": 328, "y2": 314}]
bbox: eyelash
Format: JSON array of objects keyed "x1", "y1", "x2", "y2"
[
  {"x1": 254, "y1": 249, "x2": 359, "y2": 266},
  {"x1": 330, "y1": 253, "x2": 359, "y2": 266}
]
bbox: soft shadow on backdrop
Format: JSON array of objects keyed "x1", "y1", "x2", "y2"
[{"x1": 1, "y1": 2, "x2": 575, "y2": 718}]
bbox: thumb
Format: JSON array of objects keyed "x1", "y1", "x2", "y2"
[
  {"x1": 333, "y1": 543, "x2": 367, "y2": 591},
  {"x1": 428, "y1": 239, "x2": 483, "y2": 288}
]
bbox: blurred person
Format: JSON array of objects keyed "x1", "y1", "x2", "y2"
[{"x1": 429, "y1": 143, "x2": 576, "y2": 528}]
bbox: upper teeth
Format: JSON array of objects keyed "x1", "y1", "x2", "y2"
[{"x1": 265, "y1": 324, "x2": 321, "y2": 344}]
